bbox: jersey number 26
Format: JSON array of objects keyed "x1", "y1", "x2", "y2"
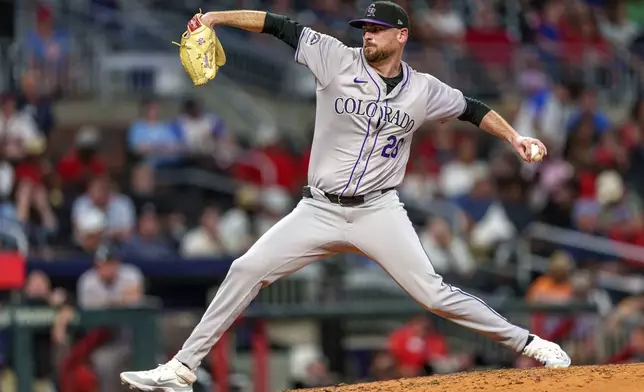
[{"x1": 381, "y1": 136, "x2": 405, "y2": 158}]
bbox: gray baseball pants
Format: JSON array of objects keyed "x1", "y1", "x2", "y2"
[{"x1": 175, "y1": 187, "x2": 529, "y2": 369}]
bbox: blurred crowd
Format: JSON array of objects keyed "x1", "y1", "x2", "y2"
[
  {"x1": 263, "y1": 0, "x2": 644, "y2": 97},
  {"x1": 2, "y1": 0, "x2": 643, "y2": 259},
  {"x1": 10, "y1": 0, "x2": 644, "y2": 99},
  {"x1": 0, "y1": 86, "x2": 309, "y2": 261}
]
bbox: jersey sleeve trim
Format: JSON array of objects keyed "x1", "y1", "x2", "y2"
[
  {"x1": 294, "y1": 27, "x2": 311, "y2": 64},
  {"x1": 400, "y1": 64, "x2": 411, "y2": 91}
]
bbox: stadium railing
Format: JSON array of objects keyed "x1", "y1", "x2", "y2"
[
  {"x1": 519, "y1": 222, "x2": 644, "y2": 295},
  {"x1": 2, "y1": 305, "x2": 160, "y2": 392},
  {"x1": 218, "y1": 300, "x2": 603, "y2": 392},
  {"x1": 21, "y1": 252, "x2": 624, "y2": 391}
]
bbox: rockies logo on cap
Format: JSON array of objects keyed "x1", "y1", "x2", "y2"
[
  {"x1": 349, "y1": 1, "x2": 410, "y2": 30},
  {"x1": 366, "y1": 3, "x2": 376, "y2": 17}
]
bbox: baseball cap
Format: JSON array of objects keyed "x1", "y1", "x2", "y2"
[
  {"x1": 596, "y1": 170, "x2": 624, "y2": 205},
  {"x1": 349, "y1": 1, "x2": 410, "y2": 30},
  {"x1": 76, "y1": 125, "x2": 100, "y2": 148},
  {"x1": 75, "y1": 208, "x2": 107, "y2": 234}
]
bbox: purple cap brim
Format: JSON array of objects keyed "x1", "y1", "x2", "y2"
[{"x1": 348, "y1": 18, "x2": 396, "y2": 28}]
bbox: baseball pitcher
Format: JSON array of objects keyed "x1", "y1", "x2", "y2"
[{"x1": 121, "y1": 2, "x2": 570, "y2": 390}]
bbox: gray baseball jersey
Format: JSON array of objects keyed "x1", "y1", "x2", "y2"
[{"x1": 296, "y1": 27, "x2": 466, "y2": 196}]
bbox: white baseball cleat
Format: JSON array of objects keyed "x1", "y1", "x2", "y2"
[
  {"x1": 120, "y1": 358, "x2": 196, "y2": 392},
  {"x1": 522, "y1": 334, "x2": 571, "y2": 368}
]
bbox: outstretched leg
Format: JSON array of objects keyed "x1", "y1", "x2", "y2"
[
  {"x1": 348, "y1": 192, "x2": 570, "y2": 367},
  {"x1": 121, "y1": 198, "x2": 347, "y2": 391}
]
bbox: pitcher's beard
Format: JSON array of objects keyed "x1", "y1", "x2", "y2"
[{"x1": 364, "y1": 46, "x2": 391, "y2": 63}]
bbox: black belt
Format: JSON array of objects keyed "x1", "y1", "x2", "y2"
[{"x1": 302, "y1": 186, "x2": 395, "y2": 206}]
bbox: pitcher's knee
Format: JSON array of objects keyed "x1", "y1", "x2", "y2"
[
  {"x1": 228, "y1": 254, "x2": 270, "y2": 280},
  {"x1": 422, "y1": 296, "x2": 443, "y2": 311}
]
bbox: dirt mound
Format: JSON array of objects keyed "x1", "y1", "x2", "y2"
[{"x1": 299, "y1": 364, "x2": 644, "y2": 392}]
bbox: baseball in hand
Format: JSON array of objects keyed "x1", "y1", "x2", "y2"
[{"x1": 530, "y1": 144, "x2": 544, "y2": 162}]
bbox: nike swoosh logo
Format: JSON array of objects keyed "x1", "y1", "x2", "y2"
[{"x1": 354, "y1": 77, "x2": 368, "y2": 84}]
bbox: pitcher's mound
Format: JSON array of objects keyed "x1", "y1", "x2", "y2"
[{"x1": 298, "y1": 363, "x2": 644, "y2": 392}]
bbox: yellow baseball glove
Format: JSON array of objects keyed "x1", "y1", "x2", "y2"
[{"x1": 173, "y1": 12, "x2": 226, "y2": 86}]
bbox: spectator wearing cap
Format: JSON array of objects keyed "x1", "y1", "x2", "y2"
[
  {"x1": 77, "y1": 243, "x2": 144, "y2": 308},
  {"x1": 73, "y1": 207, "x2": 107, "y2": 257},
  {"x1": 77, "y1": 243, "x2": 144, "y2": 392},
  {"x1": 596, "y1": 170, "x2": 642, "y2": 232},
  {"x1": 0, "y1": 92, "x2": 43, "y2": 162},
  {"x1": 57, "y1": 126, "x2": 106, "y2": 197},
  {"x1": 72, "y1": 176, "x2": 135, "y2": 243},
  {"x1": 119, "y1": 206, "x2": 176, "y2": 260}
]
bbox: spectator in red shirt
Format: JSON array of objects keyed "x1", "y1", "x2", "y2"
[
  {"x1": 14, "y1": 138, "x2": 57, "y2": 231},
  {"x1": 233, "y1": 129, "x2": 299, "y2": 192},
  {"x1": 57, "y1": 126, "x2": 106, "y2": 196},
  {"x1": 259, "y1": 131, "x2": 299, "y2": 193},
  {"x1": 387, "y1": 316, "x2": 450, "y2": 377}
]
